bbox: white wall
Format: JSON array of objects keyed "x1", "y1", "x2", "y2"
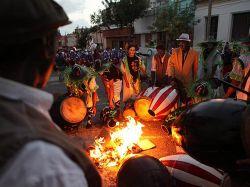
[
  {"x1": 141, "y1": 34, "x2": 146, "y2": 47},
  {"x1": 194, "y1": 0, "x2": 250, "y2": 47}
]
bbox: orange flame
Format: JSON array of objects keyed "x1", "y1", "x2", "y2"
[
  {"x1": 89, "y1": 117, "x2": 144, "y2": 168},
  {"x1": 171, "y1": 126, "x2": 182, "y2": 146}
]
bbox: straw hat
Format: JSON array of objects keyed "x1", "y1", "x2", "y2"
[
  {"x1": 198, "y1": 39, "x2": 220, "y2": 48},
  {"x1": 176, "y1": 33, "x2": 191, "y2": 42}
]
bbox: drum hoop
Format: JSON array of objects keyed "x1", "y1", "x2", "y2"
[
  {"x1": 60, "y1": 96, "x2": 86, "y2": 123},
  {"x1": 134, "y1": 96, "x2": 152, "y2": 104}
]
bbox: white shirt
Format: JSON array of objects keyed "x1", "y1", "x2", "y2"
[{"x1": 0, "y1": 77, "x2": 88, "y2": 187}]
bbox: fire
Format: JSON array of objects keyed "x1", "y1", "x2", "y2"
[
  {"x1": 89, "y1": 117, "x2": 144, "y2": 168},
  {"x1": 171, "y1": 126, "x2": 182, "y2": 146}
]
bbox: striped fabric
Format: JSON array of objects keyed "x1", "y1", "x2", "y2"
[
  {"x1": 160, "y1": 154, "x2": 224, "y2": 187},
  {"x1": 149, "y1": 85, "x2": 178, "y2": 120},
  {"x1": 139, "y1": 86, "x2": 161, "y2": 98}
]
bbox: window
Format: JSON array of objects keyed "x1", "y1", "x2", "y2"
[
  {"x1": 205, "y1": 16, "x2": 218, "y2": 40},
  {"x1": 231, "y1": 12, "x2": 250, "y2": 41}
]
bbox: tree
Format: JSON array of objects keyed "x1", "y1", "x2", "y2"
[
  {"x1": 152, "y1": 0, "x2": 195, "y2": 48},
  {"x1": 91, "y1": 0, "x2": 150, "y2": 42},
  {"x1": 74, "y1": 27, "x2": 96, "y2": 49}
]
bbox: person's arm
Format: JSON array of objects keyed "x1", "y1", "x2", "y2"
[
  {"x1": 151, "y1": 56, "x2": 156, "y2": 85},
  {"x1": 121, "y1": 61, "x2": 130, "y2": 88},
  {"x1": 109, "y1": 79, "x2": 115, "y2": 108},
  {"x1": 224, "y1": 79, "x2": 241, "y2": 98},
  {"x1": 140, "y1": 59, "x2": 147, "y2": 76},
  {"x1": 166, "y1": 53, "x2": 174, "y2": 77},
  {"x1": 92, "y1": 91, "x2": 97, "y2": 116},
  {"x1": 100, "y1": 75, "x2": 110, "y2": 99}
]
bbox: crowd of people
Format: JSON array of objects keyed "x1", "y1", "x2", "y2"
[
  {"x1": 57, "y1": 32, "x2": 250, "y2": 126},
  {"x1": 0, "y1": 0, "x2": 250, "y2": 186}
]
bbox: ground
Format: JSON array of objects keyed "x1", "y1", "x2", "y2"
[{"x1": 45, "y1": 59, "x2": 178, "y2": 186}]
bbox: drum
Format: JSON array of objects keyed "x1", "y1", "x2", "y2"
[
  {"x1": 171, "y1": 99, "x2": 247, "y2": 172},
  {"x1": 160, "y1": 153, "x2": 224, "y2": 187},
  {"x1": 50, "y1": 94, "x2": 87, "y2": 131},
  {"x1": 148, "y1": 85, "x2": 179, "y2": 121},
  {"x1": 134, "y1": 87, "x2": 161, "y2": 121},
  {"x1": 123, "y1": 108, "x2": 136, "y2": 119}
]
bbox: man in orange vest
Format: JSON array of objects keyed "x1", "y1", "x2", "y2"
[{"x1": 151, "y1": 44, "x2": 171, "y2": 87}]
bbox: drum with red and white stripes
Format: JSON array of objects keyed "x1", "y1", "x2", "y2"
[
  {"x1": 148, "y1": 85, "x2": 178, "y2": 121},
  {"x1": 134, "y1": 87, "x2": 161, "y2": 121},
  {"x1": 160, "y1": 154, "x2": 224, "y2": 187}
]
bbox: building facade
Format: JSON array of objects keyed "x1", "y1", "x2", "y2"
[{"x1": 194, "y1": 0, "x2": 250, "y2": 46}]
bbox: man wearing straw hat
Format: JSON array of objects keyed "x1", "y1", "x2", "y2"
[
  {"x1": 166, "y1": 33, "x2": 199, "y2": 103},
  {"x1": 197, "y1": 39, "x2": 224, "y2": 98}
]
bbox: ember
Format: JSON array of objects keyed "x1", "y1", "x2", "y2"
[{"x1": 89, "y1": 117, "x2": 144, "y2": 168}]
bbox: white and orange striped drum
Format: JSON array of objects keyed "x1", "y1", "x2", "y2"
[
  {"x1": 134, "y1": 87, "x2": 161, "y2": 121},
  {"x1": 148, "y1": 85, "x2": 178, "y2": 121},
  {"x1": 160, "y1": 154, "x2": 224, "y2": 187}
]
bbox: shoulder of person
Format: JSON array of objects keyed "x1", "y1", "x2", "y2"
[
  {"x1": 172, "y1": 48, "x2": 178, "y2": 53},
  {"x1": 1, "y1": 140, "x2": 87, "y2": 187}
]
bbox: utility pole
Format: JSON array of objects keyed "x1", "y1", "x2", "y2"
[{"x1": 206, "y1": 0, "x2": 212, "y2": 40}]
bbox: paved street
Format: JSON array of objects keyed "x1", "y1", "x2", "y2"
[{"x1": 45, "y1": 58, "x2": 178, "y2": 186}]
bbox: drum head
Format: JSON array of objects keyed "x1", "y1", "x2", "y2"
[
  {"x1": 134, "y1": 97, "x2": 154, "y2": 121},
  {"x1": 60, "y1": 97, "x2": 87, "y2": 123},
  {"x1": 123, "y1": 108, "x2": 136, "y2": 119}
]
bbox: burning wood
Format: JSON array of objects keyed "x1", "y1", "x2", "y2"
[{"x1": 89, "y1": 117, "x2": 156, "y2": 168}]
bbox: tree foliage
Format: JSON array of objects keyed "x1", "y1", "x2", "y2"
[
  {"x1": 74, "y1": 26, "x2": 97, "y2": 49},
  {"x1": 152, "y1": 0, "x2": 195, "y2": 45},
  {"x1": 91, "y1": 0, "x2": 150, "y2": 28}
]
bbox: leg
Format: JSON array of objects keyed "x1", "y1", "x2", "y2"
[{"x1": 86, "y1": 107, "x2": 94, "y2": 128}]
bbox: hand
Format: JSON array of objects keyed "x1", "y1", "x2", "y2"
[{"x1": 109, "y1": 102, "x2": 115, "y2": 109}]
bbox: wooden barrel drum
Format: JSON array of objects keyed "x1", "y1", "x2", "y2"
[
  {"x1": 134, "y1": 87, "x2": 161, "y2": 121},
  {"x1": 148, "y1": 85, "x2": 179, "y2": 121},
  {"x1": 50, "y1": 95, "x2": 87, "y2": 131}
]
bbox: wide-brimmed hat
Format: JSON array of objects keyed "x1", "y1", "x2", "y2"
[
  {"x1": 94, "y1": 59, "x2": 111, "y2": 74},
  {"x1": 198, "y1": 39, "x2": 220, "y2": 48},
  {"x1": 70, "y1": 64, "x2": 88, "y2": 80},
  {"x1": 176, "y1": 33, "x2": 191, "y2": 42}
]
